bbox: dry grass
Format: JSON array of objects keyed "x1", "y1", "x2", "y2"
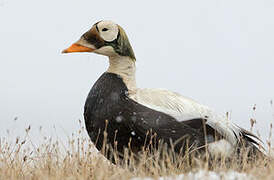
[
  {"x1": 1, "y1": 108, "x2": 274, "y2": 180},
  {"x1": 0, "y1": 124, "x2": 273, "y2": 180}
]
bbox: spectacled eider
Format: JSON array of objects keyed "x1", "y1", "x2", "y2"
[{"x1": 62, "y1": 20, "x2": 265, "y2": 161}]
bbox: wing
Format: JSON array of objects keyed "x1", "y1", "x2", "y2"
[{"x1": 129, "y1": 88, "x2": 262, "y2": 148}]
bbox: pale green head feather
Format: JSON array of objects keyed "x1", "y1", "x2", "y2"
[{"x1": 111, "y1": 25, "x2": 136, "y2": 61}]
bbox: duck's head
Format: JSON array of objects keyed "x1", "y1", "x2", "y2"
[{"x1": 62, "y1": 20, "x2": 136, "y2": 61}]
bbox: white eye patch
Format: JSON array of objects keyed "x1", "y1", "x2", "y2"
[{"x1": 97, "y1": 20, "x2": 119, "y2": 42}]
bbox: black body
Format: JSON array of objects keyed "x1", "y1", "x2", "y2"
[{"x1": 84, "y1": 73, "x2": 216, "y2": 160}]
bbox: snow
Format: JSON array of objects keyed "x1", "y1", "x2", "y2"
[
  {"x1": 131, "y1": 170, "x2": 254, "y2": 180},
  {"x1": 131, "y1": 116, "x2": 137, "y2": 122},
  {"x1": 116, "y1": 116, "x2": 123, "y2": 123}
]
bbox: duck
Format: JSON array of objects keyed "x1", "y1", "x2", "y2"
[{"x1": 62, "y1": 20, "x2": 265, "y2": 161}]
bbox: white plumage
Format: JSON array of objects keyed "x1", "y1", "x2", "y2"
[{"x1": 130, "y1": 88, "x2": 264, "y2": 154}]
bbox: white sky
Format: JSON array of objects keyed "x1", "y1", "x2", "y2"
[{"x1": 1, "y1": 0, "x2": 274, "y2": 143}]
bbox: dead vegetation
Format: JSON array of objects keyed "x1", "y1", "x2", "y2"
[
  {"x1": 0, "y1": 122, "x2": 272, "y2": 180},
  {"x1": 1, "y1": 104, "x2": 274, "y2": 180}
]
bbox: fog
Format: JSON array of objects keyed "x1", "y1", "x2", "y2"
[{"x1": 1, "y1": 0, "x2": 274, "y2": 143}]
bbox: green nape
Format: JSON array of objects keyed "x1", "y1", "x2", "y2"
[{"x1": 115, "y1": 25, "x2": 136, "y2": 61}]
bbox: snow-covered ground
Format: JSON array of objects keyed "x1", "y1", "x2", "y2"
[{"x1": 131, "y1": 170, "x2": 254, "y2": 180}]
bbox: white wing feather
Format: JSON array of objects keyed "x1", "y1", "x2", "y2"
[{"x1": 130, "y1": 88, "x2": 249, "y2": 146}]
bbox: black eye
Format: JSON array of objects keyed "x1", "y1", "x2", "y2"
[{"x1": 102, "y1": 28, "x2": 108, "y2": 32}]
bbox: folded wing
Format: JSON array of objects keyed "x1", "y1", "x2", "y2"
[{"x1": 129, "y1": 88, "x2": 264, "y2": 151}]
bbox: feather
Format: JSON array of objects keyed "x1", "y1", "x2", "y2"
[{"x1": 129, "y1": 88, "x2": 265, "y2": 152}]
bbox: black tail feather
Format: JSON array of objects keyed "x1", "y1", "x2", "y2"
[{"x1": 238, "y1": 127, "x2": 267, "y2": 158}]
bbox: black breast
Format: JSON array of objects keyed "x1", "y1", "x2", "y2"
[{"x1": 84, "y1": 73, "x2": 206, "y2": 160}]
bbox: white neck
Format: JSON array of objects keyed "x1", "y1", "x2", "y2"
[{"x1": 107, "y1": 55, "x2": 137, "y2": 91}]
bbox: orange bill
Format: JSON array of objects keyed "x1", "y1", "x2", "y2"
[{"x1": 62, "y1": 43, "x2": 95, "y2": 53}]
